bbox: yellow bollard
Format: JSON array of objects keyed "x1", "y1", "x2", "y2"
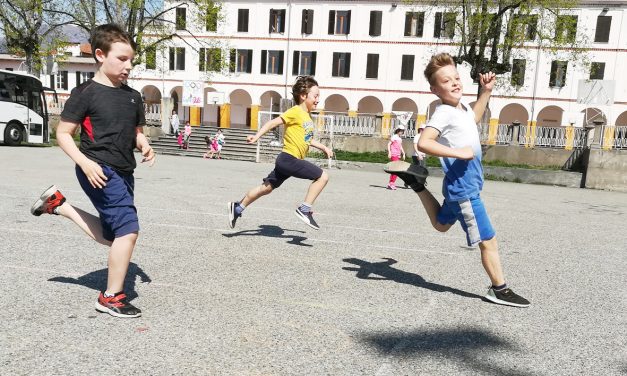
[
  {"x1": 250, "y1": 104, "x2": 260, "y2": 130},
  {"x1": 487, "y1": 118, "x2": 498, "y2": 145},
  {"x1": 382, "y1": 113, "x2": 391, "y2": 139},
  {"x1": 565, "y1": 126, "x2": 575, "y2": 151},
  {"x1": 219, "y1": 103, "x2": 231, "y2": 128}
]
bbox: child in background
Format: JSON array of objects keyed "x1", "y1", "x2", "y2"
[
  {"x1": 387, "y1": 125, "x2": 406, "y2": 190},
  {"x1": 412, "y1": 123, "x2": 427, "y2": 167},
  {"x1": 177, "y1": 131, "x2": 184, "y2": 149},
  {"x1": 203, "y1": 135, "x2": 212, "y2": 158},
  {"x1": 183, "y1": 121, "x2": 191, "y2": 149}
]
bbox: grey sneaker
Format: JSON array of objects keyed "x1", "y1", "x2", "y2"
[
  {"x1": 485, "y1": 287, "x2": 530, "y2": 308},
  {"x1": 295, "y1": 208, "x2": 320, "y2": 230},
  {"x1": 227, "y1": 202, "x2": 241, "y2": 229},
  {"x1": 383, "y1": 161, "x2": 428, "y2": 191}
]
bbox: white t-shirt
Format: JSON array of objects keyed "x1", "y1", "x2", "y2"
[
  {"x1": 413, "y1": 133, "x2": 426, "y2": 157},
  {"x1": 426, "y1": 101, "x2": 483, "y2": 201}
]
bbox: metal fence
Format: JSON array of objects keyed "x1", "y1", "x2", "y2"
[{"x1": 600, "y1": 125, "x2": 627, "y2": 149}]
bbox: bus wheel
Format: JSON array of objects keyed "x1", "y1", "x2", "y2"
[{"x1": 4, "y1": 123, "x2": 24, "y2": 146}]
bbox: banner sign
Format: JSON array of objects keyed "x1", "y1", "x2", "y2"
[{"x1": 182, "y1": 80, "x2": 204, "y2": 107}]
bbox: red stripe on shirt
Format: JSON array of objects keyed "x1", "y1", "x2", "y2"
[{"x1": 83, "y1": 116, "x2": 94, "y2": 141}]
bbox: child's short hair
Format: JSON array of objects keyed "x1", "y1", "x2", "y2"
[
  {"x1": 292, "y1": 76, "x2": 318, "y2": 104},
  {"x1": 89, "y1": 24, "x2": 136, "y2": 63},
  {"x1": 424, "y1": 53, "x2": 456, "y2": 85}
]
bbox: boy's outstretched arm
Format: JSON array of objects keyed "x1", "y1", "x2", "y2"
[
  {"x1": 136, "y1": 127, "x2": 155, "y2": 166},
  {"x1": 57, "y1": 119, "x2": 108, "y2": 188},
  {"x1": 310, "y1": 139, "x2": 333, "y2": 158},
  {"x1": 473, "y1": 72, "x2": 496, "y2": 124},
  {"x1": 246, "y1": 116, "x2": 284, "y2": 143},
  {"x1": 418, "y1": 128, "x2": 474, "y2": 160}
]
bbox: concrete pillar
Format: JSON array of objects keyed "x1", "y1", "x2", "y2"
[
  {"x1": 220, "y1": 103, "x2": 231, "y2": 128},
  {"x1": 161, "y1": 97, "x2": 174, "y2": 134},
  {"x1": 565, "y1": 126, "x2": 575, "y2": 150},
  {"x1": 250, "y1": 104, "x2": 260, "y2": 130},
  {"x1": 525, "y1": 120, "x2": 537, "y2": 148},
  {"x1": 190, "y1": 107, "x2": 201, "y2": 126},
  {"x1": 510, "y1": 121, "x2": 520, "y2": 146},
  {"x1": 487, "y1": 118, "x2": 498, "y2": 145}
]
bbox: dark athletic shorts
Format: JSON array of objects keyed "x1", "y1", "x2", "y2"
[
  {"x1": 76, "y1": 164, "x2": 140, "y2": 241},
  {"x1": 263, "y1": 152, "x2": 323, "y2": 189}
]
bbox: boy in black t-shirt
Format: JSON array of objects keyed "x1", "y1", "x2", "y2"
[{"x1": 30, "y1": 24, "x2": 155, "y2": 318}]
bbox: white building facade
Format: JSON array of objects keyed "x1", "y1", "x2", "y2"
[{"x1": 128, "y1": 0, "x2": 627, "y2": 133}]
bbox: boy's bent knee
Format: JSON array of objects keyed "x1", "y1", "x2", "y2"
[
  {"x1": 317, "y1": 171, "x2": 329, "y2": 183},
  {"x1": 434, "y1": 222, "x2": 452, "y2": 233}
]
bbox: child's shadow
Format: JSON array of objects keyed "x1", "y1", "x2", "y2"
[
  {"x1": 223, "y1": 225, "x2": 312, "y2": 247},
  {"x1": 342, "y1": 258, "x2": 482, "y2": 300},
  {"x1": 48, "y1": 262, "x2": 151, "y2": 302}
]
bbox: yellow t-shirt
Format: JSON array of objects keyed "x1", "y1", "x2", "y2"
[{"x1": 280, "y1": 105, "x2": 314, "y2": 159}]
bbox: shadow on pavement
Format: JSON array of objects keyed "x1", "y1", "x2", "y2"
[
  {"x1": 222, "y1": 224, "x2": 312, "y2": 247},
  {"x1": 369, "y1": 184, "x2": 411, "y2": 190},
  {"x1": 342, "y1": 257, "x2": 482, "y2": 300},
  {"x1": 48, "y1": 262, "x2": 151, "y2": 301},
  {"x1": 362, "y1": 327, "x2": 533, "y2": 376}
]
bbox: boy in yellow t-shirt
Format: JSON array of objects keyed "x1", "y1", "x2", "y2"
[{"x1": 228, "y1": 76, "x2": 333, "y2": 230}]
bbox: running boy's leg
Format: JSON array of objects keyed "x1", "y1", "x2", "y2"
[
  {"x1": 106, "y1": 232, "x2": 138, "y2": 294},
  {"x1": 416, "y1": 190, "x2": 453, "y2": 233},
  {"x1": 303, "y1": 171, "x2": 329, "y2": 206},
  {"x1": 57, "y1": 204, "x2": 113, "y2": 246},
  {"x1": 241, "y1": 182, "x2": 274, "y2": 207},
  {"x1": 479, "y1": 237, "x2": 505, "y2": 286}
]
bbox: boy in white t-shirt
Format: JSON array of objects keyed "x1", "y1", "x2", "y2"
[{"x1": 384, "y1": 53, "x2": 530, "y2": 308}]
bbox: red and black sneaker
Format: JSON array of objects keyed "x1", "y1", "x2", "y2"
[
  {"x1": 30, "y1": 185, "x2": 66, "y2": 216},
  {"x1": 95, "y1": 291, "x2": 142, "y2": 318}
]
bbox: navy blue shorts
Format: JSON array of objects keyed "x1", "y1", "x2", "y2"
[
  {"x1": 263, "y1": 152, "x2": 323, "y2": 189},
  {"x1": 436, "y1": 196, "x2": 495, "y2": 247},
  {"x1": 76, "y1": 164, "x2": 139, "y2": 241}
]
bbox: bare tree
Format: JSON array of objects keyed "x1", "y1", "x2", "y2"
[{"x1": 404, "y1": 0, "x2": 590, "y2": 96}]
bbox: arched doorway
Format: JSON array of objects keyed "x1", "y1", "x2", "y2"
[
  {"x1": 229, "y1": 89, "x2": 252, "y2": 128},
  {"x1": 260, "y1": 90, "x2": 282, "y2": 112},
  {"x1": 536, "y1": 105, "x2": 563, "y2": 127},
  {"x1": 203, "y1": 87, "x2": 218, "y2": 125},
  {"x1": 391, "y1": 97, "x2": 418, "y2": 116},
  {"x1": 357, "y1": 96, "x2": 383, "y2": 115},
  {"x1": 141, "y1": 85, "x2": 161, "y2": 105},
  {"x1": 498, "y1": 103, "x2": 529, "y2": 125},
  {"x1": 324, "y1": 94, "x2": 349, "y2": 113},
  {"x1": 581, "y1": 107, "x2": 607, "y2": 126},
  {"x1": 427, "y1": 99, "x2": 442, "y2": 120},
  {"x1": 616, "y1": 111, "x2": 627, "y2": 126}
]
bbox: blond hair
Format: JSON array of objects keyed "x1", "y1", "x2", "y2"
[{"x1": 424, "y1": 53, "x2": 456, "y2": 85}]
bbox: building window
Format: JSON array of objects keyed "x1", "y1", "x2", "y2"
[
  {"x1": 175, "y1": 7, "x2": 186, "y2": 30},
  {"x1": 369, "y1": 11, "x2": 382, "y2": 37},
  {"x1": 169, "y1": 47, "x2": 185, "y2": 70},
  {"x1": 292, "y1": 51, "x2": 316, "y2": 75},
  {"x1": 206, "y1": 5, "x2": 218, "y2": 32},
  {"x1": 301, "y1": 9, "x2": 314, "y2": 34},
  {"x1": 594, "y1": 16, "x2": 612, "y2": 43},
  {"x1": 511, "y1": 59, "x2": 526, "y2": 86},
  {"x1": 512, "y1": 14, "x2": 538, "y2": 41},
  {"x1": 76, "y1": 71, "x2": 95, "y2": 86},
  {"x1": 332, "y1": 52, "x2": 351, "y2": 77},
  {"x1": 269, "y1": 9, "x2": 286, "y2": 33},
  {"x1": 404, "y1": 12, "x2": 424, "y2": 37},
  {"x1": 590, "y1": 62, "x2": 605, "y2": 80},
  {"x1": 366, "y1": 54, "x2": 379, "y2": 79},
  {"x1": 434, "y1": 12, "x2": 455, "y2": 38},
  {"x1": 52, "y1": 71, "x2": 68, "y2": 90},
  {"x1": 549, "y1": 61, "x2": 568, "y2": 88},
  {"x1": 237, "y1": 9, "x2": 249, "y2": 32},
  {"x1": 328, "y1": 10, "x2": 351, "y2": 35},
  {"x1": 229, "y1": 49, "x2": 253, "y2": 73},
  {"x1": 261, "y1": 50, "x2": 284, "y2": 74},
  {"x1": 401, "y1": 55, "x2": 415, "y2": 80},
  {"x1": 145, "y1": 46, "x2": 157, "y2": 70},
  {"x1": 555, "y1": 15, "x2": 577, "y2": 43},
  {"x1": 200, "y1": 48, "x2": 222, "y2": 72}
]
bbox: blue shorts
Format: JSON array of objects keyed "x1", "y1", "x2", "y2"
[
  {"x1": 436, "y1": 196, "x2": 495, "y2": 246},
  {"x1": 76, "y1": 164, "x2": 139, "y2": 241},
  {"x1": 263, "y1": 152, "x2": 323, "y2": 189}
]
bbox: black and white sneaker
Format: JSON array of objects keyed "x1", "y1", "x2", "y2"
[
  {"x1": 383, "y1": 161, "x2": 429, "y2": 192},
  {"x1": 295, "y1": 208, "x2": 320, "y2": 230},
  {"x1": 484, "y1": 287, "x2": 530, "y2": 308},
  {"x1": 228, "y1": 202, "x2": 241, "y2": 229}
]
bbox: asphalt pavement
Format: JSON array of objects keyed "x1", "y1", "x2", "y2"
[{"x1": 1, "y1": 146, "x2": 626, "y2": 375}]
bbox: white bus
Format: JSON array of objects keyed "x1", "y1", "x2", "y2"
[{"x1": 0, "y1": 69, "x2": 56, "y2": 145}]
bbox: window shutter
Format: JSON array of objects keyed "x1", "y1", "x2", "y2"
[
  {"x1": 417, "y1": 13, "x2": 424, "y2": 37},
  {"x1": 293, "y1": 51, "x2": 300, "y2": 75},
  {"x1": 50, "y1": 75, "x2": 54, "y2": 88},
  {"x1": 370, "y1": 11, "x2": 382, "y2": 36},
  {"x1": 346, "y1": 10, "x2": 351, "y2": 34},
  {"x1": 594, "y1": 16, "x2": 612, "y2": 43},
  {"x1": 280, "y1": 10, "x2": 286, "y2": 33},
  {"x1": 76, "y1": 71, "x2": 81, "y2": 86},
  {"x1": 306, "y1": 10, "x2": 314, "y2": 34},
  {"x1": 311, "y1": 51, "x2": 317, "y2": 75},
  {"x1": 278, "y1": 51, "x2": 284, "y2": 74},
  {"x1": 434, "y1": 12, "x2": 442, "y2": 38},
  {"x1": 404, "y1": 13, "x2": 412, "y2": 36},
  {"x1": 261, "y1": 50, "x2": 267, "y2": 74},
  {"x1": 244, "y1": 10, "x2": 249, "y2": 32},
  {"x1": 328, "y1": 11, "x2": 335, "y2": 34},
  {"x1": 549, "y1": 61, "x2": 557, "y2": 87},
  {"x1": 62, "y1": 71, "x2": 68, "y2": 90},
  {"x1": 269, "y1": 9, "x2": 274, "y2": 33},
  {"x1": 169, "y1": 48, "x2": 175, "y2": 70},
  {"x1": 199, "y1": 48, "x2": 206, "y2": 71},
  {"x1": 230, "y1": 49, "x2": 236, "y2": 72},
  {"x1": 375, "y1": 11, "x2": 382, "y2": 36},
  {"x1": 179, "y1": 48, "x2": 185, "y2": 70},
  {"x1": 246, "y1": 50, "x2": 253, "y2": 73},
  {"x1": 301, "y1": 10, "x2": 307, "y2": 34},
  {"x1": 344, "y1": 53, "x2": 351, "y2": 77}
]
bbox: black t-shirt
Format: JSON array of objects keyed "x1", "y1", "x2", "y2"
[{"x1": 61, "y1": 80, "x2": 145, "y2": 174}]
